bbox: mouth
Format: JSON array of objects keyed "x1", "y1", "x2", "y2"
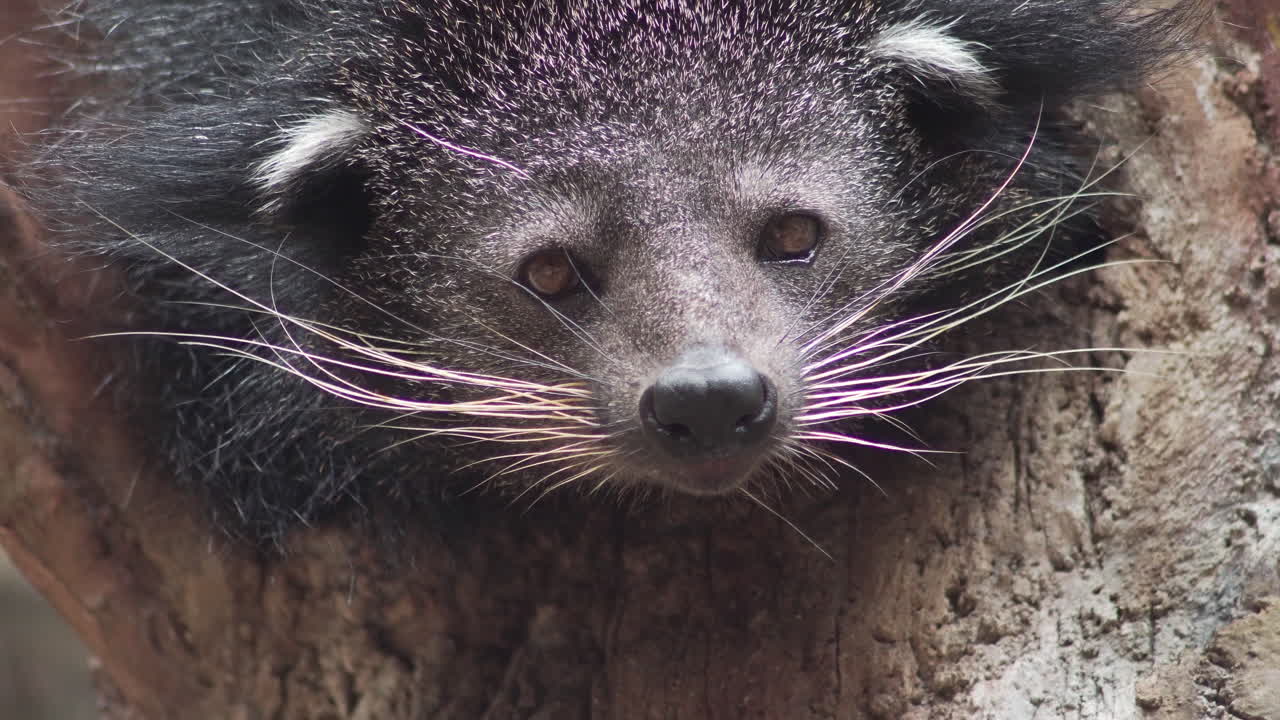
[{"x1": 661, "y1": 454, "x2": 765, "y2": 495}]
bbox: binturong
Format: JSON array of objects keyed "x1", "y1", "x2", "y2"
[{"x1": 20, "y1": 0, "x2": 1203, "y2": 542}]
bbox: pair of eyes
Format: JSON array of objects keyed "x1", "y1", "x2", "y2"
[{"x1": 518, "y1": 213, "x2": 824, "y2": 299}]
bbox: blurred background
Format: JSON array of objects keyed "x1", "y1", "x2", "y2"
[
  {"x1": 0, "y1": 0, "x2": 98, "y2": 711},
  {"x1": 2, "y1": 1, "x2": 107, "y2": 713},
  {"x1": 0, "y1": 550, "x2": 96, "y2": 720}
]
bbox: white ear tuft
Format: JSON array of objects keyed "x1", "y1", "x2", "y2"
[
  {"x1": 870, "y1": 19, "x2": 998, "y2": 102},
  {"x1": 253, "y1": 109, "x2": 368, "y2": 211}
]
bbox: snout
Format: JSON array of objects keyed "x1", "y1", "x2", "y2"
[{"x1": 639, "y1": 345, "x2": 777, "y2": 493}]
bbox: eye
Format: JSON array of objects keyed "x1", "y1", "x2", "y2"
[
  {"x1": 518, "y1": 248, "x2": 582, "y2": 299},
  {"x1": 758, "y1": 213, "x2": 822, "y2": 263}
]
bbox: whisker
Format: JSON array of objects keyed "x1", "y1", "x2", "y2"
[
  {"x1": 527, "y1": 462, "x2": 611, "y2": 509},
  {"x1": 803, "y1": 246, "x2": 1155, "y2": 383},
  {"x1": 793, "y1": 115, "x2": 1044, "y2": 352},
  {"x1": 738, "y1": 488, "x2": 833, "y2": 561}
]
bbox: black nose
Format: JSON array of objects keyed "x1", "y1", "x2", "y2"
[{"x1": 641, "y1": 347, "x2": 776, "y2": 459}]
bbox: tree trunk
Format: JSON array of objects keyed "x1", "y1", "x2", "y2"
[{"x1": 1, "y1": 5, "x2": 1277, "y2": 719}]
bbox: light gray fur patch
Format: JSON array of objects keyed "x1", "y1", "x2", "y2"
[
  {"x1": 253, "y1": 109, "x2": 368, "y2": 210},
  {"x1": 870, "y1": 19, "x2": 997, "y2": 101}
]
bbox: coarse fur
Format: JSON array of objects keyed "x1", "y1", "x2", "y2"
[{"x1": 19, "y1": 0, "x2": 1201, "y2": 542}]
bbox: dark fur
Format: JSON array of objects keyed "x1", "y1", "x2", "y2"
[{"x1": 20, "y1": 0, "x2": 1201, "y2": 541}]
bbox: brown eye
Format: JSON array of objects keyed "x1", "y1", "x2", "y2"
[
  {"x1": 519, "y1": 249, "x2": 581, "y2": 298},
  {"x1": 759, "y1": 213, "x2": 822, "y2": 263}
]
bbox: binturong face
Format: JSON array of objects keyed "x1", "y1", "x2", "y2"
[
  {"x1": 42, "y1": 0, "x2": 1198, "y2": 531},
  {"x1": 368, "y1": 123, "x2": 912, "y2": 497},
  {"x1": 287, "y1": 1, "x2": 998, "y2": 498}
]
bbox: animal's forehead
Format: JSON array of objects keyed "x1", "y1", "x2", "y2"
[
  {"x1": 372, "y1": 104, "x2": 885, "y2": 231},
  {"x1": 340, "y1": 0, "x2": 885, "y2": 120},
  {"x1": 397, "y1": 0, "x2": 880, "y2": 53},
  {"x1": 325, "y1": 0, "x2": 945, "y2": 204}
]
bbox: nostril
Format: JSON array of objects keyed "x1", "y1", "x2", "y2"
[{"x1": 661, "y1": 422, "x2": 692, "y2": 439}]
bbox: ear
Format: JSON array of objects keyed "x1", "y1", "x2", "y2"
[
  {"x1": 867, "y1": 15, "x2": 1002, "y2": 146},
  {"x1": 252, "y1": 108, "x2": 374, "y2": 260},
  {"x1": 868, "y1": 17, "x2": 999, "y2": 108},
  {"x1": 868, "y1": 1, "x2": 1205, "y2": 142}
]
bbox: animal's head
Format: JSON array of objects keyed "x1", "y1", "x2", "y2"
[{"x1": 45, "y1": 0, "x2": 1199, "y2": 511}]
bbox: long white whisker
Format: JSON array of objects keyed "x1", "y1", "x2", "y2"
[{"x1": 738, "y1": 488, "x2": 833, "y2": 561}]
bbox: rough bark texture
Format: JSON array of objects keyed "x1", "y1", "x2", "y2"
[{"x1": 1, "y1": 4, "x2": 1278, "y2": 719}]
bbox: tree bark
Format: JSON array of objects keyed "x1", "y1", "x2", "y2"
[{"x1": 1, "y1": 5, "x2": 1278, "y2": 719}]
